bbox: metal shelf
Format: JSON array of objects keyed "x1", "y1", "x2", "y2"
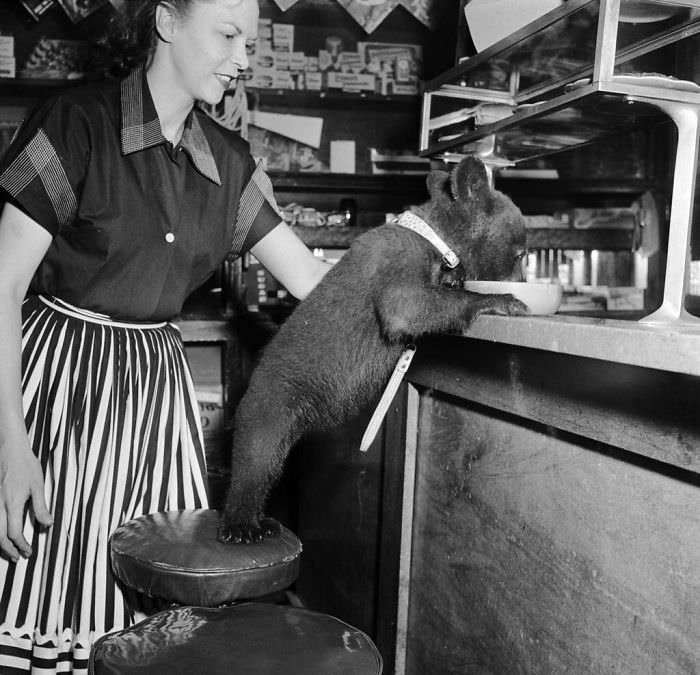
[{"x1": 419, "y1": 0, "x2": 700, "y2": 327}]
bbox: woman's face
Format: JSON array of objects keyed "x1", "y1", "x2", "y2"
[{"x1": 165, "y1": 0, "x2": 258, "y2": 105}]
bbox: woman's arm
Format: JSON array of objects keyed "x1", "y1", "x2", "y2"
[
  {"x1": 0, "y1": 202, "x2": 54, "y2": 562},
  {"x1": 249, "y1": 222, "x2": 332, "y2": 300}
]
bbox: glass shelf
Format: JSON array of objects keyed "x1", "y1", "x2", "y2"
[
  {"x1": 419, "y1": 0, "x2": 700, "y2": 327},
  {"x1": 424, "y1": 81, "x2": 696, "y2": 162}
]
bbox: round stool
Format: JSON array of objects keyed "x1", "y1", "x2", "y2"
[
  {"x1": 89, "y1": 604, "x2": 382, "y2": 674},
  {"x1": 102, "y1": 509, "x2": 382, "y2": 674},
  {"x1": 110, "y1": 509, "x2": 301, "y2": 606}
]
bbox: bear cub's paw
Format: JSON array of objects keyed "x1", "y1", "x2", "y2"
[
  {"x1": 466, "y1": 294, "x2": 529, "y2": 325},
  {"x1": 217, "y1": 515, "x2": 282, "y2": 544},
  {"x1": 498, "y1": 295, "x2": 530, "y2": 316}
]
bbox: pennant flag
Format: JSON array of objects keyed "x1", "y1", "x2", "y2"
[
  {"x1": 336, "y1": 0, "x2": 400, "y2": 34},
  {"x1": 398, "y1": 0, "x2": 437, "y2": 29},
  {"x1": 272, "y1": 0, "x2": 303, "y2": 9}
]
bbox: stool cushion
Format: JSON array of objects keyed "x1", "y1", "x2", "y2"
[
  {"x1": 89, "y1": 604, "x2": 383, "y2": 674},
  {"x1": 110, "y1": 510, "x2": 301, "y2": 606}
]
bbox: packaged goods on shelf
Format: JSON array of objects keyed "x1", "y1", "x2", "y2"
[
  {"x1": 272, "y1": 23, "x2": 294, "y2": 52},
  {"x1": 326, "y1": 72, "x2": 376, "y2": 92}
]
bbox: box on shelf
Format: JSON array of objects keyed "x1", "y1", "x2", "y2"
[
  {"x1": 326, "y1": 72, "x2": 375, "y2": 92},
  {"x1": 272, "y1": 23, "x2": 294, "y2": 52},
  {"x1": 305, "y1": 71, "x2": 323, "y2": 90},
  {"x1": 258, "y1": 17, "x2": 272, "y2": 41}
]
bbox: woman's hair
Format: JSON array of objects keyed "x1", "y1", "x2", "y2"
[{"x1": 99, "y1": 0, "x2": 198, "y2": 77}]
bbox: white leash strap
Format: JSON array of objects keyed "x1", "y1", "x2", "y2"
[
  {"x1": 360, "y1": 345, "x2": 417, "y2": 452},
  {"x1": 360, "y1": 212, "x2": 460, "y2": 452},
  {"x1": 395, "y1": 211, "x2": 460, "y2": 269}
]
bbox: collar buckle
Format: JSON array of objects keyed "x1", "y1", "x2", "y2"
[{"x1": 395, "y1": 211, "x2": 461, "y2": 269}]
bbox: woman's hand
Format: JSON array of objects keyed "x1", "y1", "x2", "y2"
[
  {"x1": 0, "y1": 432, "x2": 53, "y2": 562},
  {"x1": 0, "y1": 203, "x2": 55, "y2": 563}
]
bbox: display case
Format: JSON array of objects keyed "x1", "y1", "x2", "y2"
[{"x1": 419, "y1": 0, "x2": 700, "y2": 325}]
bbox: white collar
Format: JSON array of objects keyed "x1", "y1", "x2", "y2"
[{"x1": 395, "y1": 211, "x2": 460, "y2": 269}]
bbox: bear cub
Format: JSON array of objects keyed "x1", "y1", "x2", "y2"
[{"x1": 219, "y1": 156, "x2": 528, "y2": 543}]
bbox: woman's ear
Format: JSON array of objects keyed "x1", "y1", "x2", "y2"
[{"x1": 154, "y1": 2, "x2": 178, "y2": 44}]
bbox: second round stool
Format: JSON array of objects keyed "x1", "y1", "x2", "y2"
[{"x1": 89, "y1": 509, "x2": 382, "y2": 674}]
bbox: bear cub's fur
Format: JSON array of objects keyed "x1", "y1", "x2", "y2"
[{"x1": 219, "y1": 156, "x2": 528, "y2": 543}]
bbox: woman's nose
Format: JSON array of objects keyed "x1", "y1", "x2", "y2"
[{"x1": 231, "y1": 42, "x2": 249, "y2": 72}]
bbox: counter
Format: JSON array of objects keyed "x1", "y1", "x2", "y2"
[
  {"x1": 458, "y1": 314, "x2": 700, "y2": 377},
  {"x1": 293, "y1": 314, "x2": 700, "y2": 675}
]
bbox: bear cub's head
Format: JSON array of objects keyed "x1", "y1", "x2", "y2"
[{"x1": 415, "y1": 157, "x2": 527, "y2": 286}]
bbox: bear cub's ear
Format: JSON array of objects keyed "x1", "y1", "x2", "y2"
[
  {"x1": 451, "y1": 156, "x2": 490, "y2": 204},
  {"x1": 426, "y1": 169, "x2": 451, "y2": 201}
]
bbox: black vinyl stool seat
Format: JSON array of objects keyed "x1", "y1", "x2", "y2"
[
  {"x1": 89, "y1": 604, "x2": 383, "y2": 674},
  {"x1": 101, "y1": 509, "x2": 383, "y2": 674},
  {"x1": 110, "y1": 509, "x2": 301, "y2": 606}
]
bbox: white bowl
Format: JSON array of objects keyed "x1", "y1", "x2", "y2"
[{"x1": 464, "y1": 281, "x2": 563, "y2": 315}]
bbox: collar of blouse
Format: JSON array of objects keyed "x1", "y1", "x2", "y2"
[{"x1": 119, "y1": 66, "x2": 222, "y2": 186}]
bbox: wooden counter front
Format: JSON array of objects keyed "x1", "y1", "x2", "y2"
[
  {"x1": 391, "y1": 316, "x2": 700, "y2": 674},
  {"x1": 294, "y1": 314, "x2": 700, "y2": 674}
]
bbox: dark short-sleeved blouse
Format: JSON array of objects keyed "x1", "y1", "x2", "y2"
[{"x1": 0, "y1": 67, "x2": 282, "y2": 321}]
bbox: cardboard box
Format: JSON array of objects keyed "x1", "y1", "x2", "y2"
[
  {"x1": 272, "y1": 23, "x2": 294, "y2": 52},
  {"x1": 326, "y1": 72, "x2": 376, "y2": 92},
  {"x1": 257, "y1": 17, "x2": 272, "y2": 40},
  {"x1": 289, "y1": 52, "x2": 306, "y2": 71},
  {"x1": 305, "y1": 71, "x2": 323, "y2": 90},
  {"x1": 273, "y1": 71, "x2": 294, "y2": 89},
  {"x1": 274, "y1": 51, "x2": 289, "y2": 71},
  {"x1": 337, "y1": 52, "x2": 364, "y2": 72},
  {"x1": 390, "y1": 82, "x2": 419, "y2": 96}
]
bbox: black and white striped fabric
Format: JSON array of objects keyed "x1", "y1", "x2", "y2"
[{"x1": 0, "y1": 296, "x2": 209, "y2": 674}]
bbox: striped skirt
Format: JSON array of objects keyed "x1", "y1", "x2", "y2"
[{"x1": 0, "y1": 296, "x2": 209, "y2": 674}]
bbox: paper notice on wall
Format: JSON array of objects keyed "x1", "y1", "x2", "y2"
[
  {"x1": 248, "y1": 110, "x2": 323, "y2": 149},
  {"x1": 464, "y1": 0, "x2": 562, "y2": 52}
]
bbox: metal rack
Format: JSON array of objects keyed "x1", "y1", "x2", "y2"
[{"x1": 419, "y1": 0, "x2": 700, "y2": 325}]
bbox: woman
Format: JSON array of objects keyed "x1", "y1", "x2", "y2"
[{"x1": 0, "y1": 0, "x2": 329, "y2": 671}]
